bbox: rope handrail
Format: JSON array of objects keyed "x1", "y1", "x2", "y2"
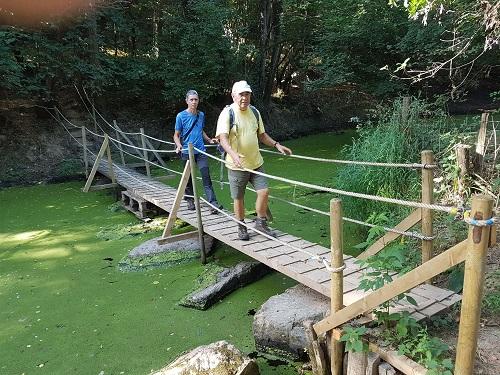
[
  {"x1": 260, "y1": 149, "x2": 438, "y2": 170},
  {"x1": 105, "y1": 133, "x2": 177, "y2": 154},
  {"x1": 194, "y1": 146, "x2": 457, "y2": 214}
]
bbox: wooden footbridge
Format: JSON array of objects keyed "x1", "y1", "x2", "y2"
[{"x1": 77, "y1": 125, "x2": 495, "y2": 375}]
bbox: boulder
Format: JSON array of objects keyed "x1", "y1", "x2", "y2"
[
  {"x1": 180, "y1": 261, "x2": 271, "y2": 310},
  {"x1": 253, "y1": 284, "x2": 330, "y2": 359},
  {"x1": 152, "y1": 340, "x2": 260, "y2": 375}
]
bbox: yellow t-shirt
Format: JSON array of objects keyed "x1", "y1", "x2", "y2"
[{"x1": 215, "y1": 103, "x2": 265, "y2": 170}]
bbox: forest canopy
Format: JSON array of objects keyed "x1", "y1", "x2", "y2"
[{"x1": 0, "y1": 0, "x2": 498, "y2": 110}]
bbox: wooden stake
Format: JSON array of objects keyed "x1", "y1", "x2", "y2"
[
  {"x1": 160, "y1": 161, "x2": 191, "y2": 239},
  {"x1": 144, "y1": 137, "x2": 168, "y2": 168},
  {"x1": 140, "y1": 127, "x2": 151, "y2": 177},
  {"x1": 189, "y1": 143, "x2": 206, "y2": 264},
  {"x1": 421, "y1": 150, "x2": 434, "y2": 282},
  {"x1": 455, "y1": 144, "x2": 470, "y2": 199},
  {"x1": 113, "y1": 122, "x2": 146, "y2": 160},
  {"x1": 454, "y1": 195, "x2": 494, "y2": 375},
  {"x1": 82, "y1": 126, "x2": 89, "y2": 178},
  {"x1": 330, "y1": 198, "x2": 344, "y2": 375},
  {"x1": 114, "y1": 120, "x2": 126, "y2": 165},
  {"x1": 475, "y1": 112, "x2": 489, "y2": 172}
]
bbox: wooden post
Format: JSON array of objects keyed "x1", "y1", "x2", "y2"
[
  {"x1": 454, "y1": 195, "x2": 494, "y2": 375},
  {"x1": 421, "y1": 150, "x2": 434, "y2": 279},
  {"x1": 82, "y1": 126, "x2": 89, "y2": 178},
  {"x1": 114, "y1": 120, "x2": 126, "y2": 165},
  {"x1": 455, "y1": 144, "x2": 470, "y2": 200},
  {"x1": 330, "y1": 198, "x2": 344, "y2": 375},
  {"x1": 475, "y1": 112, "x2": 489, "y2": 173},
  {"x1": 140, "y1": 127, "x2": 151, "y2": 177},
  {"x1": 106, "y1": 134, "x2": 116, "y2": 184},
  {"x1": 92, "y1": 102, "x2": 98, "y2": 132},
  {"x1": 189, "y1": 143, "x2": 206, "y2": 264},
  {"x1": 83, "y1": 134, "x2": 109, "y2": 192}
]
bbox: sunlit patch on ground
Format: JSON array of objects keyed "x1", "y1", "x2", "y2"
[{"x1": 13, "y1": 230, "x2": 51, "y2": 242}]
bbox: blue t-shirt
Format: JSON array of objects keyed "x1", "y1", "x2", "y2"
[{"x1": 175, "y1": 110, "x2": 206, "y2": 154}]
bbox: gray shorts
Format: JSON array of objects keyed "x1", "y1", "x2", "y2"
[{"x1": 228, "y1": 166, "x2": 268, "y2": 199}]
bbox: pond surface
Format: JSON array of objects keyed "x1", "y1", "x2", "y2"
[{"x1": 0, "y1": 130, "x2": 358, "y2": 375}]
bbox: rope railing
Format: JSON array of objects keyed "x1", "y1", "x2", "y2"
[
  {"x1": 195, "y1": 147, "x2": 457, "y2": 214},
  {"x1": 260, "y1": 149, "x2": 438, "y2": 170}
]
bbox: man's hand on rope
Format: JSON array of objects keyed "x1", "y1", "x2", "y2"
[
  {"x1": 175, "y1": 144, "x2": 182, "y2": 154},
  {"x1": 276, "y1": 143, "x2": 292, "y2": 155}
]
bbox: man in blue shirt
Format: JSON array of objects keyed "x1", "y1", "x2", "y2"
[{"x1": 173, "y1": 90, "x2": 222, "y2": 213}]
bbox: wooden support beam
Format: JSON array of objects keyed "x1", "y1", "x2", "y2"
[
  {"x1": 89, "y1": 183, "x2": 118, "y2": 191},
  {"x1": 83, "y1": 134, "x2": 110, "y2": 192},
  {"x1": 106, "y1": 135, "x2": 116, "y2": 184},
  {"x1": 160, "y1": 161, "x2": 191, "y2": 239},
  {"x1": 157, "y1": 230, "x2": 198, "y2": 245},
  {"x1": 358, "y1": 209, "x2": 421, "y2": 260},
  {"x1": 330, "y1": 198, "x2": 344, "y2": 375},
  {"x1": 475, "y1": 112, "x2": 489, "y2": 172},
  {"x1": 189, "y1": 143, "x2": 206, "y2": 264},
  {"x1": 314, "y1": 239, "x2": 468, "y2": 335},
  {"x1": 455, "y1": 195, "x2": 494, "y2": 375}
]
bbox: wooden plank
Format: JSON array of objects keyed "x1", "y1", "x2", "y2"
[
  {"x1": 314, "y1": 239, "x2": 467, "y2": 335},
  {"x1": 157, "y1": 230, "x2": 198, "y2": 245},
  {"x1": 358, "y1": 209, "x2": 421, "y2": 259}
]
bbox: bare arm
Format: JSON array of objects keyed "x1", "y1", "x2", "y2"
[
  {"x1": 173, "y1": 130, "x2": 182, "y2": 154},
  {"x1": 202, "y1": 131, "x2": 217, "y2": 144},
  {"x1": 219, "y1": 133, "x2": 243, "y2": 168},
  {"x1": 258, "y1": 132, "x2": 292, "y2": 155}
]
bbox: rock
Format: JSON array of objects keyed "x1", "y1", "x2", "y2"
[
  {"x1": 378, "y1": 362, "x2": 396, "y2": 375},
  {"x1": 180, "y1": 261, "x2": 271, "y2": 310},
  {"x1": 129, "y1": 234, "x2": 214, "y2": 258},
  {"x1": 151, "y1": 340, "x2": 260, "y2": 375},
  {"x1": 253, "y1": 284, "x2": 330, "y2": 359}
]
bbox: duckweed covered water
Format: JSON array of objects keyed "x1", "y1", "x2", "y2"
[{"x1": 0, "y1": 131, "x2": 358, "y2": 374}]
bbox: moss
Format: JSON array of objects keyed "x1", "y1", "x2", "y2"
[{"x1": 118, "y1": 250, "x2": 201, "y2": 272}]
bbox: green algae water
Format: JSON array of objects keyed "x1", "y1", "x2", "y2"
[{"x1": 0, "y1": 130, "x2": 357, "y2": 375}]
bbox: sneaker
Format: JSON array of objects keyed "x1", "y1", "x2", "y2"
[
  {"x1": 254, "y1": 217, "x2": 276, "y2": 237},
  {"x1": 186, "y1": 199, "x2": 195, "y2": 211},
  {"x1": 210, "y1": 203, "x2": 223, "y2": 215},
  {"x1": 238, "y1": 223, "x2": 250, "y2": 241}
]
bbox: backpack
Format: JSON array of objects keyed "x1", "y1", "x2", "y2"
[{"x1": 217, "y1": 105, "x2": 260, "y2": 188}]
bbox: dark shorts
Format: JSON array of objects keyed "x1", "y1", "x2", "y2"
[{"x1": 228, "y1": 166, "x2": 268, "y2": 199}]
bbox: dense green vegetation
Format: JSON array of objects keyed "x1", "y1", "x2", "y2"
[{"x1": 1, "y1": 1, "x2": 498, "y2": 114}]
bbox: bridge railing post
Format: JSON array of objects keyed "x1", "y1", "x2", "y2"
[
  {"x1": 330, "y1": 198, "x2": 344, "y2": 375},
  {"x1": 114, "y1": 120, "x2": 126, "y2": 165},
  {"x1": 421, "y1": 150, "x2": 434, "y2": 283},
  {"x1": 140, "y1": 127, "x2": 151, "y2": 177},
  {"x1": 454, "y1": 194, "x2": 493, "y2": 375},
  {"x1": 188, "y1": 142, "x2": 206, "y2": 264}
]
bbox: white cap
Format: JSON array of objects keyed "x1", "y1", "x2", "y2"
[{"x1": 232, "y1": 80, "x2": 252, "y2": 94}]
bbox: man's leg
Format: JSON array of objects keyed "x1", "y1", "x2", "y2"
[
  {"x1": 251, "y1": 167, "x2": 276, "y2": 237},
  {"x1": 182, "y1": 157, "x2": 195, "y2": 210},
  {"x1": 255, "y1": 188, "x2": 269, "y2": 218},
  {"x1": 196, "y1": 154, "x2": 220, "y2": 211},
  {"x1": 228, "y1": 169, "x2": 250, "y2": 240}
]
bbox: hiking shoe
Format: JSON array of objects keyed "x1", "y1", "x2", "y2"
[
  {"x1": 238, "y1": 223, "x2": 250, "y2": 241},
  {"x1": 210, "y1": 203, "x2": 223, "y2": 215},
  {"x1": 186, "y1": 199, "x2": 195, "y2": 211},
  {"x1": 255, "y1": 217, "x2": 276, "y2": 237}
]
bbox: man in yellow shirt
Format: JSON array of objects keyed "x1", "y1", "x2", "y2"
[{"x1": 216, "y1": 81, "x2": 292, "y2": 240}]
